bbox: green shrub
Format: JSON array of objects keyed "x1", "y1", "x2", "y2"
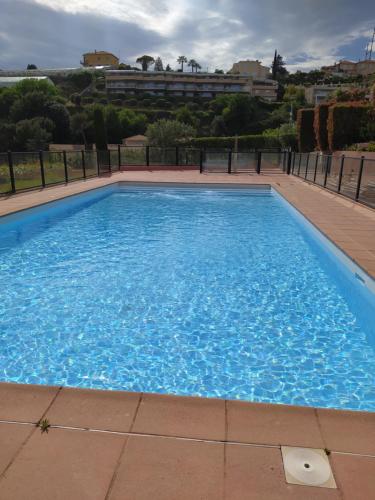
[
  {"x1": 82, "y1": 97, "x2": 94, "y2": 105},
  {"x1": 189, "y1": 135, "x2": 282, "y2": 149},
  {"x1": 314, "y1": 103, "x2": 330, "y2": 152},
  {"x1": 146, "y1": 119, "x2": 196, "y2": 147},
  {"x1": 327, "y1": 103, "x2": 372, "y2": 151},
  {"x1": 297, "y1": 108, "x2": 316, "y2": 152}
]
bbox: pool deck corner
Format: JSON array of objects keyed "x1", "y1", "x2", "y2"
[{"x1": 0, "y1": 383, "x2": 374, "y2": 499}]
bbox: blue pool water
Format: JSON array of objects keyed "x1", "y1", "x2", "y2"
[{"x1": 0, "y1": 184, "x2": 374, "y2": 410}]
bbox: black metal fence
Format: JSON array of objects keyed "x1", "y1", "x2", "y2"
[
  {"x1": 7, "y1": 147, "x2": 373, "y2": 208},
  {"x1": 290, "y1": 152, "x2": 375, "y2": 209},
  {"x1": 0, "y1": 146, "x2": 287, "y2": 196}
]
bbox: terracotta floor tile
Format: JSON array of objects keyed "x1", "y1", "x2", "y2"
[
  {"x1": 45, "y1": 387, "x2": 141, "y2": 432},
  {"x1": 0, "y1": 382, "x2": 59, "y2": 423},
  {"x1": 108, "y1": 435, "x2": 224, "y2": 500},
  {"x1": 0, "y1": 428, "x2": 125, "y2": 500},
  {"x1": 0, "y1": 423, "x2": 34, "y2": 474},
  {"x1": 132, "y1": 393, "x2": 225, "y2": 440},
  {"x1": 227, "y1": 401, "x2": 324, "y2": 447},
  {"x1": 317, "y1": 408, "x2": 375, "y2": 455},
  {"x1": 225, "y1": 444, "x2": 340, "y2": 500},
  {"x1": 331, "y1": 453, "x2": 375, "y2": 500}
]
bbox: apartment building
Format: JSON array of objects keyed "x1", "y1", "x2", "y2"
[
  {"x1": 105, "y1": 70, "x2": 278, "y2": 101},
  {"x1": 81, "y1": 51, "x2": 119, "y2": 67},
  {"x1": 229, "y1": 60, "x2": 271, "y2": 79},
  {"x1": 322, "y1": 59, "x2": 375, "y2": 77}
]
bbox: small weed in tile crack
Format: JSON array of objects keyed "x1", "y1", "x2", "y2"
[{"x1": 36, "y1": 418, "x2": 51, "y2": 434}]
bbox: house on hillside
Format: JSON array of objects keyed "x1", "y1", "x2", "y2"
[{"x1": 123, "y1": 135, "x2": 148, "y2": 147}]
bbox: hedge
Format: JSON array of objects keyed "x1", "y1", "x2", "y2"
[
  {"x1": 314, "y1": 103, "x2": 330, "y2": 152},
  {"x1": 327, "y1": 103, "x2": 372, "y2": 151},
  {"x1": 189, "y1": 135, "x2": 282, "y2": 149},
  {"x1": 297, "y1": 108, "x2": 316, "y2": 152}
]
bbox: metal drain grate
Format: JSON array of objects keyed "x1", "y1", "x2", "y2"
[{"x1": 281, "y1": 446, "x2": 337, "y2": 488}]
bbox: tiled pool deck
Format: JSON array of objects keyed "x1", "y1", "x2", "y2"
[{"x1": 0, "y1": 171, "x2": 375, "y2": 499}]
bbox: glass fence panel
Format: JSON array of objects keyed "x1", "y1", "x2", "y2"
[
  {"x1": 149, "y1": 147, "x2": 176, "y2": 165},
  {"x1": 358, "y1": 159, "x2": 375, "y2": 208},
  {"x1": 84, "y1": 150, "x2": 98, "y2": 177},
  {"x1": 96, "y1": 150, "x2": 111, "y2": 173},
  {"x1": 43, "y1": 151, "x2": 66, "y2": 185},
  {"x1": 260, "y1": 152, "x2": 283, "y2": 173},
  {"x1": 0, "y1": 153, "x2": 11, "y2": 194},
  {"x1": 297, "y1": 153, "x2": 308, "y2": 177},
  {"x1": 203, "y1": 150, "x2": 229, "y2": 172},
  {"x1": 325, "y1": 155, "x2": 341, "y2": 191},
  {"x1": 305, "y1": 154, "x2": 319, "y2": 181},
  {"x1": 232, "y1": 152, "x2": 257, "y2": 173},
  {"x1": 178, "y1": 148, "x2": 200, "y2": 166},
  {"x1": 314, "y1": 155, "x2": 329, "y2": 186},
  {"x1": 110, "y1": 149, "x2": 119, "y2": 170},
  {"x1": 66, "y1": 151, "x2": 84, "y2": 180},
  {"x1": 121, "y1": 146, "x2": 146, "y2": 165},
  {"x1": 340, "y1": 157, "x2": 360, "y2": 200},
  {"x1": 12, "y1": 152, "x2": 41, "y2": 190}
]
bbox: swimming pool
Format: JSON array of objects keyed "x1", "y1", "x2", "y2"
[{"x1": 1, "y1": 184, "x2": 374, "y2": 410}]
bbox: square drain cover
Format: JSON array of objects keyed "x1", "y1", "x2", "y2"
[{"x1": 281, "y1": 446, "x2": 337, "y2": 489}]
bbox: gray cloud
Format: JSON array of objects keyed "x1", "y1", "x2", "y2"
[{"x1": 0, "y1": 0, "x2": 374, "y2": 72}]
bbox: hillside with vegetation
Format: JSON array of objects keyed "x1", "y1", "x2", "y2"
[{"x1": 1, "y1": 64, "x2": 374, "y2": 152}]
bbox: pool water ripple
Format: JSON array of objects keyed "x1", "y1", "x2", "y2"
[{"x1": 0, "y1": 187, "x2": 374, "y2": 410}]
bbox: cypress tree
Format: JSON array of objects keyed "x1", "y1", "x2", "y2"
[{"x1": 93, "y1": 107, "x2": 107, "y2": 150}]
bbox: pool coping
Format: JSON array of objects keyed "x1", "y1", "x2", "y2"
[
  {"x1": 0, "y1": 382, "x2": 374, "y2": 499},
  {"x1": 1, "y1": 171, "x2": 375, "y2": 498}
]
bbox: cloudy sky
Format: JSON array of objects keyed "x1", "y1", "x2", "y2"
[{"x1": 1, "y1": 0, "x2": 374, "y2": 72}]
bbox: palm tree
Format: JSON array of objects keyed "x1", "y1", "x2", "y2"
[
  {"x1": 188, "y1": 59, "x2": 197, "y2": 72},
  {"x1": 177, "y1": 56, "x2": 187, "y2": 72},
  {"x1": 194, "y1": 62, "x2": 202, "y2": 73},
  {"x1": 136, "y1": 55, "x2": 155, "y2": 71}
]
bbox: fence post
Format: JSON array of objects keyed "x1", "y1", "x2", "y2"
[
  {"x1": 355, "y1": 156, "x2": 365, "y2": 201},
  {"x1": 117, "y1": 144, "x2": 121, "y2": 171},
  {"x1": 175, "y1": 146, "x2": 179, "y2": 166},
  {"x1": 337, "y1": 154, "x2": 345, "y2": 193},
  {"x1": 304, "y1": 153, "x2": 310, "y2": 179},
  {"x1": 39, "y1": 150, "x2": 46, "y2": 187},
  {"x1": 292, "y1": 152, "x2": 296, "y2": 174},
  {"x1": 146, "y1": 146, "x2": 150, "y2": 167},
  {"x1": 199, "y1": 149, "x2": 204, "y2": 173},
  {"x1": 256, "y1": 151, "x2": 262, "y2": 174},
  {"x1": 313, "y1": 154, "x2": 319, "y2": 182},
  {"x1": 81, "y1": 150, "x2": 86, "y2": 179},
  {"x1": 108, "y1": 149, "x2": 112, "y2": 173},
  {"x1": 7, "y1": 151, "x2": 16, "y2": 193},
  {"x1": 227, "y1": 149, "x2": 232, "y2": 174},
  {"x1": 286, "y1": 151, "x2": 292, "y2": 175},
  {"x1": 323, "y1": 156, "x2": 329, "y2": 187},
  {"x1": 63, "y1": 150, "x2": 68, "y2": 183}
]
